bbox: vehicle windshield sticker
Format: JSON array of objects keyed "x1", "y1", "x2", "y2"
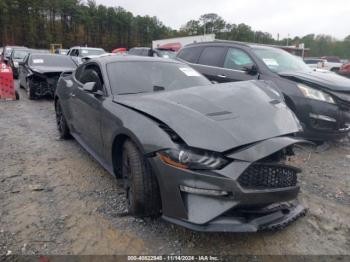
[
  {"x1": 179, "y1": 67, "x2": 201, "y2": 76},
  {"x1": 263, "y1": 58, "x2": 279, "y2": 66},
  {"x1": 163, "y1": 55, "x2": 169, "y2": 58},
  {"x1": 33, "y1": 59, "x2": 44, "y2": 64},
  {"x1": 82, "y1": 50, "x2": 89, "y2": 54}
]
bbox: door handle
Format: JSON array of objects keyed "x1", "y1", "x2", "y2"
[{"x1": 217, "y1": 74, "x2": 227, "y2": 78}]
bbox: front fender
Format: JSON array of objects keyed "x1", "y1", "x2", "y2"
[{"x1": 101, "y1": 100, "x2": 177, "y2": 167}]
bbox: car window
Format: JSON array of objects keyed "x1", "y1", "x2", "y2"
[
  {"x1": 197, "y1": 46, "x2": 227, "y2": 67},
  {"x1": 107, "y1": 61, "x2": 211, "y2": 95},
  {"x1": 79, "y1": 48, "x2": 105, "y2": 57},
  {"x1": 177, "y1": 46, "x2": 204, "y2": 63},
  {"x1": 253, "y1": 47, "x2": 311, "y2": 73},
  {"x1": 128, "y1": 48, "x2": 136, "y2": 55},
  {"x1": 304, "y1": 60, "x2": 315, "y2": 64},
  {"x1": 12, "y1": 50, "x2": 29, "y2": 60},
  {"x1": 224, "y1": 48, "x2": 254, "y2": 70},
  {"x1": 78, "y1": 64, "x2": 104, "y2": 91},
  {"x1": 156, "y1": 50, "x2": 176, "y2": 59},
  {"x1": 75, "y1": 64, "x2": 85, "y2": 82}
]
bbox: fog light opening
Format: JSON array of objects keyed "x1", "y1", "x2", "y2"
[
  {"x1": 179, "y1": 185, "x2": 229, "y2": 196},
  {"x1": 309, "y1": 113, "x2": 336, "y2": 123}
]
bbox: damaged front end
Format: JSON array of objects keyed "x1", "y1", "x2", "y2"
[
  {"x1": 117, "y1": 81, "x2": 310, "y2": 232},
  {"x1": 151, "y1": 136, "x2": 309, "y2": 232},
  {"x1": 28, "y1": 72, "x2": 61, "y2": 99}
]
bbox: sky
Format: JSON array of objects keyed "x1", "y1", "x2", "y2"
[{"x1": 95, "y1": 0, "x2": 350, "y2": 40}]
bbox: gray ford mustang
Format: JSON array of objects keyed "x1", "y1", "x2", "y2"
[{"x1": 55, "y1": 55, "x2": 308, "y2": 232}]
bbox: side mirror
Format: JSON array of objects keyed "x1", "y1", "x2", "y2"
[
  {"x1": 93, "y1": 90, "x2": 104, "y2": 97},
  {"x1": 82, "y1": 82, "x2": 96, "y2": 92},
  {"x1": 243, "y1": 64, "x2": 258, "y2": 75}
]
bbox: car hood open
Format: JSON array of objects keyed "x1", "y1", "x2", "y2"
[
  {"x1": 279, "y1": 70, "x2": 350, "y2": 92},
  {"x1": 115, "y1": 80, "x2": 301, "y2": 152}
]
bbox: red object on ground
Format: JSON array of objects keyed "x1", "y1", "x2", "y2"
[
  {"x1": 0, "y1": 62, "x2": 16, "y2": 101},
  {"x1": 112, "y1": 47, "x2": 127, "y2": 53}
]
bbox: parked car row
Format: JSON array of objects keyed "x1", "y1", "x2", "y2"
[{"x1": 2, "y1": 41, "x2": 350, "y2": 233}]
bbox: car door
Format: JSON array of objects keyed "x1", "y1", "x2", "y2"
[
  {"x1": 19, "y1": 56, "x2": 30, "y2": 89},
  {"x1": 220, "y1": 47, "x2": 259, "y2": 82},
  {"x1": 70, "y1": 63, "x2": 105, "y2": 158},
  {"x1": 192, "y1": 46, "x2": 228, "y2": 83}
]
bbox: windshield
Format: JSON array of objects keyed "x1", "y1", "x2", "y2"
[
  {"x1": 107, "y1": 61, "x2": 211, "y2": 95},
  {"x1": 13, "y1": 50, "x2": 29, "y2": 60},
  {"x1": 253, "y1": 47, "x2": 311, "y2": 73},
  {"x1": 4, "y1": 48, "x2": 13, "y2": 57},
  {"x1": 79, "y1": 49, "x2": 105, "y2": 57},
  {"x1": 156, "y1": 50, "x2": 176, "y2": 59},
  {"x1": 29, "y1": 55, "x2": 76, "y2": 68}
]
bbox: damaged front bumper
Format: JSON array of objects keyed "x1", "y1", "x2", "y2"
[
  {"x1": 296, "y1": 96, "x2": 350, "y2": 141},
  {"x1": 29, "y1": 73, "x2": 61, "y2": 98},
  {"x1": 164, "y1": 202, "x2": 307, "y2": 232},
  {"x1": 149, "y1": 136, "x2": 308, "y2": 232}
]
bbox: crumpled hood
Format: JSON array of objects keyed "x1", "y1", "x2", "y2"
[
  {"x1": 279, "y1": 70, "x2": 350, "y2": 92},
  {"x1": 115, "y1": 80, "x2": 301, "y2": 152}
]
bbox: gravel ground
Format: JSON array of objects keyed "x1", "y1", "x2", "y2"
[{"x1": 0, "y1": 85, "x2": 349, "y2": 256}]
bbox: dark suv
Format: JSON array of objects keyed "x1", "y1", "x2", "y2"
[{"x1": 176, "y1": 41, "x2": 350, "y2": 141}]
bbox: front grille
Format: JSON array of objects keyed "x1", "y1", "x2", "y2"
[{"x1": 238, "y1": 163, "x2": 299, "y2": 190}]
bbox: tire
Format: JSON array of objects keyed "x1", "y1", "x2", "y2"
[
  {"x1": 122, "y1": 140, "x2": 161, "y2": 217},
  {"x1": 55, "y1": 100, "x2": 71, "y2": 139},
  {"x1": 27, "y1": 80, "x2": 36, "y2": 100}
]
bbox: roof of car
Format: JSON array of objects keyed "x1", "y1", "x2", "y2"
[
  {"x1": 29, "y1": 53, "x2": 70, "y2": 58},
  {"x1": 89, "y1": 54, "x2": 182, "y2": 65},
  {"x1": 304, "y1": 57, "x2": 324, "y2": 60},
  {"x1": 69, "y1": 46, "x2": 105, "y2": 50},
  {"x1": 130, "y1": 47, "x2": 151, "y2": 49},
  {"x1": 5, "y1": 46, "x2": 27, "y2": 49},
  {"x1": 184, "y1": 40, "x2": 288, "y2": 51},
  {"x1": 185, "y1": 40, "x2": 251, "y2": 48},
  {"x1": 11, "y1": 48, "x2": 29, "y2": 53}
]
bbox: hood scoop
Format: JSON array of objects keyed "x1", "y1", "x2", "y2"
[{"x1": 206, "y1": 110, "x2": 238, "y2": 121}]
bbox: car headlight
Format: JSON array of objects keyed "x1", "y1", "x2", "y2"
[
  {"x1": 158, "y1": 148, "x2": 229, "y2": 170},
  {"x1": 13, "y1": 61, "x2": 19, "y2": 68},
  {"x1": 297, "y1": 84, "x2": 335, "y2": 104}
]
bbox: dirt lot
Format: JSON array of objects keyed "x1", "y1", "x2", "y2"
[{"x1": 1, "y1": 85, "x2": 350, "y2": 256}]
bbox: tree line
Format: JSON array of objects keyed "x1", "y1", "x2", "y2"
[{"x1": 0, "y1": 0, "x2": 349, "y2": 58}]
